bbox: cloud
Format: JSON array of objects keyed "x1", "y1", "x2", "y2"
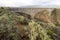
[
  {"x1": 31, "y1": 0, "x2": 60, "y2": 5},
  {"x1": 0, "y1": 0, "x2": 60, "y2": 7},
  {"x1": 0, "y1": 0, "x2": 33, "y2": 7}
]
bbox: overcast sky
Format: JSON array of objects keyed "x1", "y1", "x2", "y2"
[{"x1": 0, "y1": 0, "x2": 60, "y2": 7}]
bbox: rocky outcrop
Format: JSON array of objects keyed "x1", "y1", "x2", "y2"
[
  {"x1": 34, "y1": 9, "x2": 57, "y2": 24},
  {"x1": 34, "y1": 10, "x2": 52, "y2": 23},
  {"x1": 8, "y1": 8, "x2": 53, "y2": 17},
  {"x1": 8, "y1": 8, "x2": 60, "y2": 25}
]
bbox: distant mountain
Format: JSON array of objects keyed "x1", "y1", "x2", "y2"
[{"x1": 17, "y1": 5, "x2": 60, "y2": 8}]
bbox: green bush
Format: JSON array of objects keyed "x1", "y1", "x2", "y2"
[
  {"x1": 0, "y1": 8, "x2": 28, "y2": 40},
  {"x1": 28, "y1": 20, "x2": 52, "y2": 40},
  {"x1": 0, "y1": 10, "x2": 18, "y2": 40}
]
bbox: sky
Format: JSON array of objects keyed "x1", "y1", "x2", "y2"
[{"x1": 0, "y1": 0, "x2": 60, "y2": 7}]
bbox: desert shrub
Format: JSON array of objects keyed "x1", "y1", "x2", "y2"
[
  {"x1": 16, "y1": 16, "x2": 28, "y2": 25},
  {"x1": 28, "y1": 20, "x2": 52, "y2": 40},
  {"x1": 0, "y1": 10, "x2": 18, "y2": 40},
  {"x1": 0, "y1": 7, "x2": 29, "y2": 40},
  {"x1": 37, "y1": 21, "x2": 60, "y2": 40},
  {"x1": 0, "y1": 8, "x2": 18, "y2": 40}
]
